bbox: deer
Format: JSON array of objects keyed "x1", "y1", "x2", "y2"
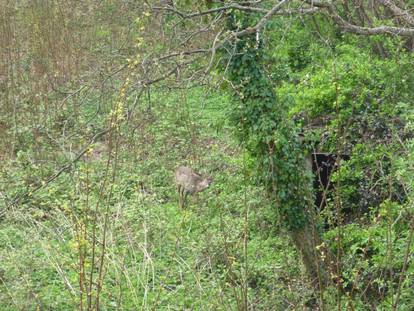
[{"x1": 174, "y1": 166, "x2": 212, "y2": 208}]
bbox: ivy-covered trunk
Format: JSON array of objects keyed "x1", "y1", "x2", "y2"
[{"x1": 225, "y1": 13, "x2": 331, "y2": 288}]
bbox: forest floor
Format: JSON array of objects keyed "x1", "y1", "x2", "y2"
[{"x1": 0, "y1": 88, "x2": 314, "y2": 310}]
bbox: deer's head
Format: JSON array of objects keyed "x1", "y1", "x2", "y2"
[{"x1": 196, "y1": 176, "x2": 213, "y2": 192}]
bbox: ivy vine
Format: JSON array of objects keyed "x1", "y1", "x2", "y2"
[{"x1": 225, "y1": 12, "x2": 313, "y2": 231}]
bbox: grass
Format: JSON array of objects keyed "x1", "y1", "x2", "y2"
[{"x1": 0, "y1": 87, "x2": 308, "y2": 310}]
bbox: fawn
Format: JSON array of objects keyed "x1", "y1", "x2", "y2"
[{"x1": 174, "y1": 166, "x2": 212, "y2": 208}]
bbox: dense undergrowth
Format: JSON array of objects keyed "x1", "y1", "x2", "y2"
[
  {"x1": 1, "y1": 86, "x2": 413, "y2": 309},
  {"x1": 1, "y1": 1, "x2": 414, "y2": 310},
  {"x1": 0, "y1": 88, "x2": 307, "y2": 309}
]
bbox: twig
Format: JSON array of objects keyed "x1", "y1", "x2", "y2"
[{"x1": 6, "y1": 128, "x2": 111, "y2": 209}]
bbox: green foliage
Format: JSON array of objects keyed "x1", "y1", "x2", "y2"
[
  {"x1": 2, "y1": 87, "x2": 304, "y2": 310},
  {"x1": 277, "y1": 44, "x2": 414, "y2": 220},
  {"x1": 2, "y1": 2, "x2": 414, "y2": 309},
  {"x1": 324, "y1": 219, "x2": 414, "y2": 307}
]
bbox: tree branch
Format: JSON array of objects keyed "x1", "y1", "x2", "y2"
[
  {"x1": 233, "y1": 0, "x2": 292, "y2": 37},
  {"x1": 5, "y1": 128, "x2": 111, "y2": 210},
  {"x1": 153, "y1": 2, "x2": 319, "y2": 19},
  {"x1": 306, "y1": 0, "x2": 414, "y2": 36},
  {"x1": 376, "y1": 0, "x2": 414, "y2": 26}
]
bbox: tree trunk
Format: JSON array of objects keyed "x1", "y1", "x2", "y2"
[
  {"x1": 290, "y1": 223, "x2": 330, "y2": 288},
  {"x1": 289, "y1": 154, "x2": 337, "y2": 289}
]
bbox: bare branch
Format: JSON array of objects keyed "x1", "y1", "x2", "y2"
[
  {"x1": 153, "y1": 2, "x2": 319, "y2": 19},
  {"x1": 306, "y1": 0, "x2": 414, "y2": 36},
  {"x1": 376, "y1": 0, "x2": 414, "y2": 26},
  {"x1": 205, "y1": 29, "x2": 224, "y2": 74},
  {"x1": 156, "y1": 49, "x2": 210, "y2": 62},
  {"x1": 233, "y1": 0, "x2": 292, "y2": 37},
  {"x1": 6, "y1": 128, "x2": 111, "y2": 209},
  {"x1": 152, "y1": 3, "x2": 269, "y2": 18}
]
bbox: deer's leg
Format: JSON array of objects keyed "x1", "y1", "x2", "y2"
[
  {"x1": 178, "y1": 185, "x2": 183, "y2": 208},
  {"x1": 183, "y1": 191, "x2": 188, "y2": 208},
  {"x1": 180, "y1": 187, "x2": 186, "y2": 209},
  {"x1": 181, "y1": 191, "x2": 185, "y2": 209}
]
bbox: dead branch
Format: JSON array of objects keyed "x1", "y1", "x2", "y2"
[
  {"x1": 306, "y1": 0, "x2": 414, "y2": 36},
  {"x1": 376, "y1": 0, "x2": 414, "y2": 26}
]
